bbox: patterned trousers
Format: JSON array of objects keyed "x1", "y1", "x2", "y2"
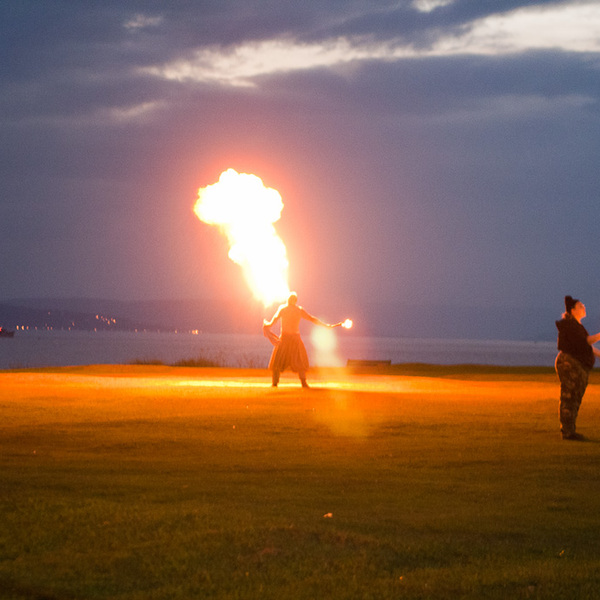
[{"x1": 555, "y1": 352, "x2": 589, "y2": 436}]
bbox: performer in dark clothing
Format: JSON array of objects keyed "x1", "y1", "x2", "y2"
[{"x1": 555, "y1": 296, "x2": 600, "y2": 440}]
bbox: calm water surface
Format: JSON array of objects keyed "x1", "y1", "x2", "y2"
[{"x1": 0, "y1": 330, "x2": 557, "y2": 370}]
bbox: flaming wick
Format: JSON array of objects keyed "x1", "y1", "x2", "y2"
[{"x1": 339, "y1": 319, "x2": 353, "y2": 329}]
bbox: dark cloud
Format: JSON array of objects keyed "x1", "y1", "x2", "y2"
[{"x1": 1, "y1": 0, "x2": 599, "y2": 333}]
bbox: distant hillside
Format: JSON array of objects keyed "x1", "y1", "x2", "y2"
[
  {"x1": 0, "y1": 298, "x2": 265, "y2": 334},
  {"x1": 0, "y1": 297, "x2": 563, "y2": 341},
  {"x1": 0, "y1": 302, "x2": 152, "y2": 332}
]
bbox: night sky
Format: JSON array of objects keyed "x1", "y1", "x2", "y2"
[{"x1": 2, "y1": 1, "x2": 600, "y2": 334}]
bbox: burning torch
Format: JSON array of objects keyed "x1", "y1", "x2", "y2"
[{"x1": 334, "y1": 319, "x2": 353, "y2": 329}]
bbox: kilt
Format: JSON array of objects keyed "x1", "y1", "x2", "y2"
[{"x1": 268, "y1": 333, "x2": 309, "y2": 374}]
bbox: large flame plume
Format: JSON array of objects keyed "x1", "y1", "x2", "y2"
[{"x1": 194, "y1": 169, "x2": 290, "y2": 307}]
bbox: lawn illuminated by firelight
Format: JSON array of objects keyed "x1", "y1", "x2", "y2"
[{"x1": 2, "y1": 364, "x2": 600, "y2": 599}]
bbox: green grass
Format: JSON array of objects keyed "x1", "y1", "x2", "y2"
[{"x1": 1, "y1": 366, "x2": 600, "y2": 599}]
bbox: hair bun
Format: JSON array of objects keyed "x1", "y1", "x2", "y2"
[{"x1": 565, "y1": 295, "x2": 578, "y2": 313}]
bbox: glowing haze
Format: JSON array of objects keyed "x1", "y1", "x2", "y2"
[{"x1": 193, "y1": 169, "x2": 290, "y2": 307}]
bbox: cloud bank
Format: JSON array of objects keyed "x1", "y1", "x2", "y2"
[{"x1": 1, "y1": 0, "x2": 599, "y2": 338}]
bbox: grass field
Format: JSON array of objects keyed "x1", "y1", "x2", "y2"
[{"x1": 2, "y1": 365, "x2": 600, "y2": 599}]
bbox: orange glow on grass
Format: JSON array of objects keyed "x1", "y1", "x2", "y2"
[{"x1": 194, "y1": 169, "x2": 290, "y2": 307}]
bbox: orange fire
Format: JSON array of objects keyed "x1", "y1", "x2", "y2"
[{"x1": 194, "y1": 169, "x2": 290, "y2": 306}]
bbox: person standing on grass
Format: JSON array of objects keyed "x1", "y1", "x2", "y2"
[
  {"x1": 263, "y1": 292, "x2": 342, "y2": 388},
  {"x1": 555, "y1": 295, "x2": 600, "y2": 440}
]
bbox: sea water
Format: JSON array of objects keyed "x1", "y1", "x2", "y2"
[{"x1": 0, "y1": 330, "x2": 557, "y2": 370}]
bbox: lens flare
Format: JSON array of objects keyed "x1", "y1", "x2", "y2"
[
  {"x1": 310, "y1": 326, "x2": 343, "y2": 367},
  {"x1": 194, "y1": 169, "x2": 290, "y2": 306}
]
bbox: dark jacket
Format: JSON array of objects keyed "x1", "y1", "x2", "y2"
[{"x1": 556, "y1": 314, "x2": 595, "y2": 370}]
